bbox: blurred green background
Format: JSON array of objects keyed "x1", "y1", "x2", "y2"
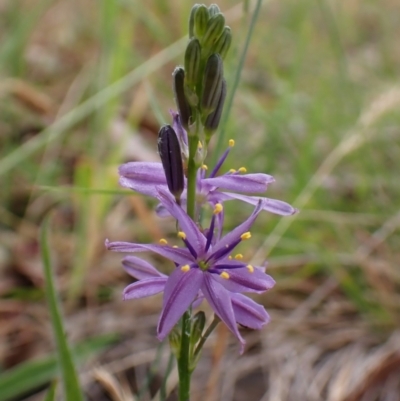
[{"x1": 1, "y1": 0, "x2": 399, "y2": 400}]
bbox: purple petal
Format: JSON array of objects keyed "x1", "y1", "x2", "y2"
[
  {"x1": 209, "y1": 200, "x2": 265, "y2": 260},
  {"x1": 170, "y1": 110, "x2": 188, "y2": 147},
  {"x1": 122, "y1": 256, "x2": 166, "y2": 279},
  {"x1": 156, "y1": 188, "x2": 206, "y2": 255},
  {"x1": 214, "y1": 267, "x2": 275, "y2": 294},
  {"x1": 118, "y1": 162, "x2": 167, "y2": 197},
  {"x1": 202, "y1": 173, "x2": 275, "y2": 193},
  {"x1": 202, "y1": 273, "x2": 245, "y2": 353},
  {"x1": 219, "y1": 192, "x2": 298, "y2": 216},
  {"x1": 105, "y1": 240, "x2": 193, "y2": 265},
  {"x1": 192, "y1": 294, "x2": 205, "y2": 309},
  {"x1": 231, "y1": 293, "x2": 270, "y2": 329},
  {"x1": 123, "y1": 277, "x2": 167, "y2": 300},
  {"x1": 157, "y1": 267, "x2": 204, "y2": 340}
]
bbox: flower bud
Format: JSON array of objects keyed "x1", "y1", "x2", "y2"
[
  {"x1": 201, "y1": 13, "x2": 225, "y2": 50},
  {"x1": 212, "y1": 26, "x2": 232, "y2": 59},
  {"x1": 194, "y1": 5, "x2": 209, "y2": 39},
  {"x1": 205, "y1": 78, "x2": 226, "y2": 134},
  {"x1": 173, "y1": 67, "x2": 192, "y2": 130},
  {"x1": 208, "y1": 4, "x2": 221, "y2": 17},
  {"x1": 184, "y1": 38, "x2": 201, "y2": 88},
  {"x1": 189, "y1": 4, "x2": 200, "y2": 38},
  {"x1": 168, "y1": 327, "x2": 181, "y2": 357},
  {"x1": 158, "y1": 125, "x2": 184, "y2": 202},
  {"x1": 201, "y1": 54, "x2": 223, "y2": 115},
  {"x1": 191, "y1": 311, "x2": 206, "y2": 348}
]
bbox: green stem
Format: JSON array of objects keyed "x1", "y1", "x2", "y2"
[
  {"x1": 194, "y1": 315, "x2": 220, "y2": 359},
  {"x1": 178, "y1": 311, "x2": 192, "y2": 401}
]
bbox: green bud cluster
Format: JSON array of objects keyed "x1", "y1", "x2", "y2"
[{"x1": 174, "y1": 3, "x2": 232, "y2": 146}]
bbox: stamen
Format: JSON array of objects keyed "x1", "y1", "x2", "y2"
[
  {"x1": 234, "y1": 254, "x2": 243, "y2": 260},
  {"x1": 229, "y1": 139, "x2": 235, "y2": 147},
  {"x1": 177, "y1": 231, "x2": 187, "y2": 240},
  {"x1": 213, "y1": 203, "x2": 223, "y2": 214},
  {"x1": 201, "y1": 164, "x2": 208, "y2": 170},
  {"x1": 241, "y1": 232, "x2": 251, "y2": 240},
  {"x1": 220, "y1": 271, "x2": 230, "y2": 279},
  {"x1": 229, "y1": 169, "x2": 236, "y2": 173},
  {"x1": 181, "y1": 264, "x2": 190, "y2": 272},
  {"x1": 228, "y1": 255, "x2": 232, "y2": 260},
  {"x1": 173, "y1": 245, "x2": 179, "y2": 248},
  {"x1": 238, "y1": 167, "x2": 247, "y2": 173},
  {"x1": 159, "y1": 238, "x2": 168, "y2": 245},
  {"x1": 246, "y1": 264, "x2": 254, "y2": 273}
]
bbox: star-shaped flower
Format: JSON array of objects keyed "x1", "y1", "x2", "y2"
[
  {"x1": 120, "y1": 112, "x2": 296, "y2": 218},
  {"x1": 106, "y1": 188, "x2": 275, "y2": 352}
]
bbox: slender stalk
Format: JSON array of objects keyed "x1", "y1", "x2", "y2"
[
  {"x1": 177, "y1": 311, "x2": 192, "y2": 401},
  {"x1": 194, "y1": 315, "x2": 220, "y2": 359}
]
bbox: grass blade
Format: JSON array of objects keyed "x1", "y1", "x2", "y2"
[
  {"x1": 211, "y1": 0, "x2": 264, "y2": 164},
  {"x1": 0, "y1": 335, "x2": 117, "y2": 401},
  {"x1": 40, "y1": 217, "x2": 85, "y2": 401},
  {"x1": 42, "y1": 380, "x2": 58, "y2": 401}
]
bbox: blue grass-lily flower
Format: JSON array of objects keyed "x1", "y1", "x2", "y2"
[
  {"x1": 119, "y1": 114, "x2": 296, "y2": 218},
  {"x1": 106, "y1": 188, "x2": 275, "y2": 352}
]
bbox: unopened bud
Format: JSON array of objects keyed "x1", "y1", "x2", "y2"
[
  {"x1": 158, "y1": 125, "x2": 184, "y2": 202},
  {"x1": 205, "y1": 78, "x2": 226, "y2": 134},
  {"x1": 169, "y1": 328, "x2": 181, "y2": 357},
  {"x1": 202, "y1": 13, "x2": 225, "y2": 50},
  {"x1": 212, "y1": 26, "x2": 232, "y2": 59},
  {"x1": 194, "y1": 5, "x2": 209, "y2": 39},
  {"x1": 184, "y1": 38, "x2": 201, "y2": 88},
  {"x1": 189, "y1": 4, "x2": 200, "y2": 38},
  {"x1": 208, "y1": 4, "x2": 221, "y2": 17},
  {"x1": 173, "y1": 67, "x2": 192, "y2": 130},
  {"x1": 191, "y1": 311, "x2": 206, "y2": 347},
  {"x1": 201, "y1": 54, "x2": 223, "y2": 115}
]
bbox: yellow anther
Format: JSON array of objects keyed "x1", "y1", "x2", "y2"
[
  {"x1": 241, "y1": 232, "x2": 251, "y2": 240},
  {"x1": 177, "y1": 231, "x2": 186, "y2": 240},
  {"x1": 234, "y1": 254, "x2": 243, "y2": 260},
  {"x1": 213, "y1": 203, "x2": 223, "y2": 215},
  {"x1": 181, "y1": 264, "x2": 190, "y2": 272},
  {"x1": 198, "y1": 141, "x2": 203, "y2": 149},
  {"x1": 246, "y1": 264, "x2": 255, "y2": 273},
  {"x1": 229, "y1": 139, "x2": 235, "y2": 147},
  {"x1": 229, "y1": 169, "x2": 236, "y2": 173},
  {"x1": 238, "y1": 167, "x2": 247, "y2": 173},
  {"x1": 173, "y1": 245, "x2": 179, "y2": 248},
  {"x1": 201, "y1": 164, "x2": 208, "y2": 170},
  {"x1": 220, "y1": 271, "x2": 230, "y2": 279},
  {"x1": 228, "y1": 255, "x2": 232, "y2": 260},
  {"x1": 159, "y1": 238, "x2": 168, "y2": 245}
]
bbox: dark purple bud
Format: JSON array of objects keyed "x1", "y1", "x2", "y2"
[
  {"x1": 204, "y1": 78, "x2": 226, "y2": 134},
  {"x1": 158, "y1": 125, "x2": 184, "y2": 202},
  {"x1": 201, "y1": 54, "x2": 223, "y2": 115},
  {"x1": 173, "y1": 67, "x2": 192, "y2": 130}
]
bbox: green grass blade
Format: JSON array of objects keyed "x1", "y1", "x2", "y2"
[
  {"x1": 42, "y1": 380, "x2": 58, "y2": 401},
  {"x1": 211, "y1": 0, "x2": 264, "y2": 164},
  {"x1": 0, "y1": 37, "x2": 186, "y2": 178},
  {"x1": 0, "y1": 335, "x2": 117, "y2": 401},
  {"x1": 40, "y1": 217, "x2": 85, "y2": 401}
]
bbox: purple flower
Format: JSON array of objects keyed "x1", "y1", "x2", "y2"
[
  {"x1": 106, "y1": 188, "x2": 275, "y2": 352},
  {"x1": 119, "y1": 113, "x2": 297, "y2": 218}
]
